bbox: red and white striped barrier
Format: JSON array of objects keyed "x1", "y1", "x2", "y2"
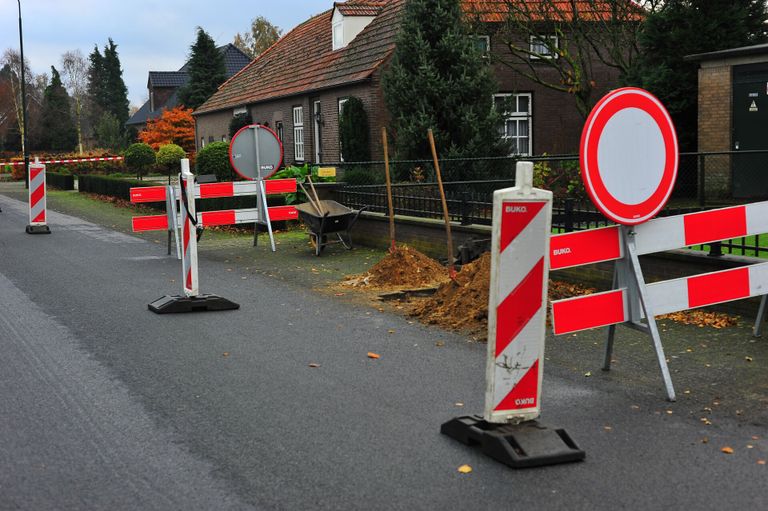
[
  {"x1": 26, "y1": 160, "x2": 51, "y2": 234},
  {"x1": 550, "y1": 200, "x2": 768, "y2": 334},
  {"x1": 485, "y1": 162, "x2": 552, "y2": 423},
  {"x1": 1, "y1": 156, "x2": 123, "y2": 166},
  {"x1": 146, "y1": 159, "x2": 240, "y2": 314},
  {"x1": 441, "y1": 162, "x2": 584, "y2": 468},
  {"x1": 130, "y1": 179, "x2": 298, "y2": 233}
]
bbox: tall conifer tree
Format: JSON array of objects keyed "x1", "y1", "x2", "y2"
[
  {"x1": 178, "y1": 28, "x2": 226, "y2": 110},
  {"x1": 382, "y1": 0, "x2": 509, "y2": 179},
  {"x1": 40, "y1": 66, "x2": 77, "y2": 150}
]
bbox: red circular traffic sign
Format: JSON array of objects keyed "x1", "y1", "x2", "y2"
[{"x1": 580, "y1": 87, "x2": 678, "y2": 225}]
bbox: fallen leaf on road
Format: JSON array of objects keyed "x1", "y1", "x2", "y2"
[
  {"x1": 701, "y1": 437, "x2": 709, "y2": 444},
  {"x1": 584, "y1": 371, "x2": 592, "y2": 377},
  {"x1": 308, "y1": 363, "x2": 320, "y2": 368},
  {"x1": 745, "y1": 356, "x2": 754, "y2": 362},
  {"x1": 435, "y1": 341, "x2": 445, "y2": 347},
  {"x1": 388, "y1": 329, "x2": 395, "y2": 334},
  {"x1": 721, "y1": 447, "x2": 734, "y2": 454},
  {"x1": 455, "y1": 402, "x2": 464, "y2": 407},
  {"x1": 457, "y1": 465, "x2": 472, "y2": 474},
  {"x1": 222, "y1": 352, "x2": 230, "y2": 357},
  {"x1": 758, "y1": 460, "x2": 766, "y2": 465},
  {"x1": 367, "y1": 352, "x2": 381, "y2": 359},
  {"x1": 335, "y1": 293, "x2": 345, "y2": 297}
]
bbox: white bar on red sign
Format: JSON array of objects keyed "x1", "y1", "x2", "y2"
[
  {"x1": 550, "y1": 226, "x2": 622, "y2": 270},
  {"x1": 484, "y1": 162, "x2": 552, "y2": 424}
]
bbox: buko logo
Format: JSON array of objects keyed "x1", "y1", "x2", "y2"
[
  {"x1": 505, "y1": 206, "x2": 527, "y2": 213},
  {"x1": 553, "y1": 248, "x2": 572, "y2": 256}
]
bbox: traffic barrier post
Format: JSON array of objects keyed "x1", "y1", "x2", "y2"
[
  {"x1": 146, "y1": 159, "x2": 239, "y2": 314},
  {"x1": 26, "y1": 158, "x2": 51, "y2": 234},
  {"x1": 441, "y1": 162, "x2": 585, "y2": 469}
]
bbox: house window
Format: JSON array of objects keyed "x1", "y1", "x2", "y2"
[
  {"x1": 222, "y1": 135, "x2": 227, "y2": 142},
  {"x1": 200, "y1": 137, "x2": 205, "y2": 148},
  {"x1": 338, "y1": 98, "x2": 348, "y2": 161},
  {"x1": 233, "y1": 106, "x2": 247, "y2": 116},
  {"x1": 529, "y1": 35, "x2": 559, "y2": 60},
  {"x1": 332, "y1": 21, "x2": 344, "y2": 51},
  {"x1": 473, "y1": 35, "x2": 490, "y2": 58},
  {"x1": 276, "y1": 121, "x2": 284, "y2": 142},
  {"x1": 494, "y1": 93, "x2": 532, "y2": 156},
  {"x1": 293, "y1": 106, "x2": 305, "y2": 161},
  {"x1": 208, "y1": 136, "x2": 214, "y2": 143}
]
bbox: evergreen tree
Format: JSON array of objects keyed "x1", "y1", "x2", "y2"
[
  {"x1": 86, "y1": 39, "x2": 129, "y2": 136},
  {"x1": 102, "y1": 38, "x2": 130, "y2": 127},
  {"x1": 634, "y1": 0, "x2": 768, "y2": 150},
  {"x1": 86, "y1": 45, "x2": 106, "y2": 129},
  {"x1": 40, "y1": 66, "x2": 77, "y2": 150},
  {"x1": 382, "y1": 0, "x2": 509, "y2": 179},
  {"x1": 178, "y1": 28, "x2": 226, "y2": 110}
]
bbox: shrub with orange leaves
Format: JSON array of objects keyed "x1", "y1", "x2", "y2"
[{"x1": 138, "y1": 106, "x2": 196, "y2": 156}]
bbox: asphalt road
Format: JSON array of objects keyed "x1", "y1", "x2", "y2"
[{"x1": 0, "y1": 192, "x2": 766, "y2": 510}]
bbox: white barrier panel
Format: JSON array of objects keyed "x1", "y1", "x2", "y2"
[
  {"x1": 485, "y1": 162, "x2": 552, "y2": 424},
  {"x1": 180, "y1": 161, "x2": 199, "y2": 297},
  {"x1": 26, "y1": 161, "x2": 51, "y2": 234}
]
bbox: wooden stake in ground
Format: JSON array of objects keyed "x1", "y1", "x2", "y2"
[
  {"x1": 382, "y1": 127, "x2": 396, "y2": 253},
  {"x1": 427, "y1": 129, "x2": 456, "y2": 280}
]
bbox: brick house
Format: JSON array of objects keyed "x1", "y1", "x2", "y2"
[
  {"x1": 689, "y1": 43, "x2": 768, "y2": 198},
  {"x1": 127, "y1": 44, "x2": 251, "y2": 132},
  {"x1": 193, "y1": 0, "x2": 624, "y2": 165}
]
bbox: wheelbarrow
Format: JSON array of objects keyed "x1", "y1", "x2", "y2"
[{"x1": 294, "y1": 200, "x2": 367, "y2": 256}]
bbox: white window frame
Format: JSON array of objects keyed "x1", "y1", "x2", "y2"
[
  {"x1": 473, "y1": 35, "x2": 490, "y2": 59},
  {"x1": 529, "y1": 35, "x2": 559, "y2": 60},
  {"x1": 337, "y1": 98, "x2": 349, "y2": 162},
  {"x1": 494, "y1": 93, "x2": 532, "y2": 156},
  {"x1": 200, "y1": 137, "x2": 205, "y2": 148},
  {"x1": 233, "y1": 106, "x2": 247, "y2": 116},
  {"x1": 293, "y1": 106, "x2": 305, "y2": 162},
  {"x1": 332, "y1": 21, "x2": 344, "y2": 51}
]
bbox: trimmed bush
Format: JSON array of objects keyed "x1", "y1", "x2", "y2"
[
  {"x1": 46, "y1": 172, "x2": 75, "y2": 190},
  {"x1": 124, "y1": 143, "x2": 156, "y2": 180},
  {"x1": 339, "y1": 97, "x2": 370, "y2": 162},
  {"x1": 196, "y1": 141, "x2": 233, "y2": 181},
  {"x1": 78, "y1": 174, "x2": 146, "y2": 201},
  {"x1": 156, "y1": 144, "x2": 187, "y2": 174}
]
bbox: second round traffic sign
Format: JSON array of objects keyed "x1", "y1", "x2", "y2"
[
  {"x1": 229, "y1": 124, "x2": 284, "y2": 180},
  {"x1": 580, "y1": 87, "x2": 678, "y2": 225}
]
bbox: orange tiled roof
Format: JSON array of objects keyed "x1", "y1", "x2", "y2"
[
  {"x1": 336, "y1": 0, "x2": 387, "y2": 16},
  {"x1": 196, "y1": 0, "x2": 405, "y2": 115},
  {"x1": 195, "y1": 0, "x2": 643, "y2": 115},
  {"x1": 463, "y1": 0, "x2": 645, "y2": 23}
]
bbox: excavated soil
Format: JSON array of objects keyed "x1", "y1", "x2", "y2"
[{"x1": 343, "y1": 245, "x2": 449, "y2": 289}]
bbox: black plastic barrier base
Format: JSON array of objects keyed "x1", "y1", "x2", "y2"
[
  {"x1": 26, "y1": 224, "x2": 51, "y2": 234},
  {"x1": 148, "y1": 294, "x2": 240, "y2": 314},
  {"x1": 441, "y1": 415, "x2": 585, "y2": 469}
]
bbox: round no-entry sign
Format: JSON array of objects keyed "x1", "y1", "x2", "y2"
[
  {"x1": 229, "y1": 124, "x2": 284, "y2": 180},
  {"x1": 580, "y1": 87, "x2": 678, "y2": 225}
]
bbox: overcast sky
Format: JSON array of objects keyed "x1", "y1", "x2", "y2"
[{"x1": 0, "y1": 1, "x2": 327, "y2": 107}]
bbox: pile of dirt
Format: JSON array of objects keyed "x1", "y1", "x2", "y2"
[
  {"x1": 344, "y1": 245, "x2": 448, "y2": 289},
  {"x1": 409, "y1": 252, "x2": 492, "y2": 334}
]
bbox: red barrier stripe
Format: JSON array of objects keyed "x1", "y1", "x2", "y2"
[
  {"x1": 268, "y1": 205, "x2": 298, "y2": 221},
  {"x1": 265, "y1": 178, "x2": 298, "y2": 194},
  {"x1": 130, "y1": 186, "x2": 167, "y2": 203},
  {"x1": 550, "y1": 226, "x2": 622, "y2": 270},
  {"x1": 30, "y1": 184, "x2": 45, "y2": 208},
  {"x1": 199, "y1": 182, "x2": 235, "y2": 199},
  {"x1": 494, "y1": 360, "x2": 539, "y2": 412},
  {"x1": 687, "y1": 267, "x2": 750, "y2": 309},
  {"x1": 684, "y1": 206, "x2": 747, "y2": 246},
  {"x1": 200, "y1": 210, "x2": 237, "y2": 226},
  {"x1": 499, "y1": 202, "x2": 547, "y2": 253},
  {"x1": 29, "y1": 167, "x2": 44, "y2": 180},
  {"x1": 551, "y1": 289, "x2": 626, "y2": 335},
  {"x1": 33, "y1": 211, "x2": 46, "y2": 223},
  {"x1": 495, "y1": 258, "x2": 545, "y2": 357},
  {"x1": 132, "y1": 215, "x2": 168, "y2": 232}
]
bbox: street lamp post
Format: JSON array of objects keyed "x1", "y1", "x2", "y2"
[{"x1": 17, "y1": 0, "x2": 29, "y2": 186}]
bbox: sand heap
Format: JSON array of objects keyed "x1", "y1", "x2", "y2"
[
  {"x1": 345, "y1": 245, "x2": 449, "y2": 289},
  {"x1": 409, "y1": 252, "x2": 491, "y2": 334}
]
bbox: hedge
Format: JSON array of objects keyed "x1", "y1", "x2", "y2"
[
  {"x1": 78, "y1": 174, "x2": 146, "y2": 201},
  {"x1": 46, "y1": 172, "x2": 75, "y2": 190}
]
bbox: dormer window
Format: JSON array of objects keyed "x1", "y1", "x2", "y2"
[
  {"x1": 333, "y1": 20, "x2": 344, "y2": 51},
  {"x1": 331, "y1": 2, "x2": 382, "y2": 51}
]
